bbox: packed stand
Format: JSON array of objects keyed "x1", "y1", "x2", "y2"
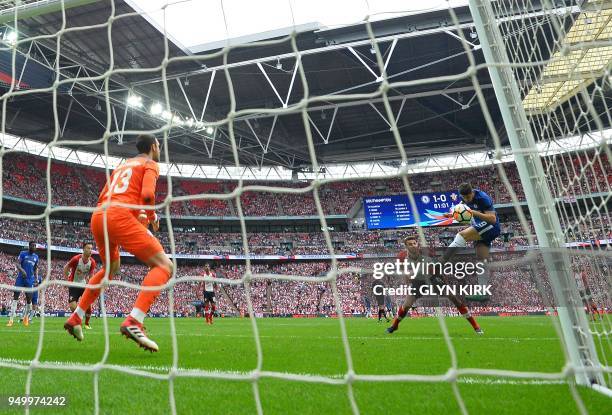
[
  {"x1": 1, "y1": 252, "x2": 609, "y2": 318},
  {"x1": 1, "y1": 218, "x2": 578, "y2": 257},
  {"x1": 3, "y1": 152, "x2": 609, "y2": 217}
]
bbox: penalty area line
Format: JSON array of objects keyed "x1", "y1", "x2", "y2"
[
  {"x1": 0, "y1": 358, "x2": 569, "y2": 385},
  {"x1": 0, "y1": 328, "x2": 559, "y2": 341}
]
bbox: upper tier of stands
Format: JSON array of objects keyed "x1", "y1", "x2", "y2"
[{"x1": 3, "y1": 152, "x2": 609, "y2": 217}]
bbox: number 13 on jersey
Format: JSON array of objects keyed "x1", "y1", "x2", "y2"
[{"x1": 108, "y1": 168, "x2": 133, "y2": 194}]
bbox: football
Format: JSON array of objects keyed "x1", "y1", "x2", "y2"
[
  {"x1": 453, "y1": 203, "x2": 472, "y2": 223},
  {"x1": 0, "y1": 1, "x2": 607, "y2": 413}
]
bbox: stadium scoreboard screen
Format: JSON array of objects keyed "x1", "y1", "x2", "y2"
[{"x1": 363, "y1": 191, "x2": 461, "y2": 229}]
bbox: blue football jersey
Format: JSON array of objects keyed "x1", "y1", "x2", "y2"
[
  {"x1": 18, "y1": 250, "x2": 39, "y2": 279},
  {"x1": 464, "y1": 189, "x2": 499, "y2": 226}
]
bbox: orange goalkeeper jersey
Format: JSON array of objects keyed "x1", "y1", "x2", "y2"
[{"x1": 97, "y1": 156, "x2": 159, "y2": 218}]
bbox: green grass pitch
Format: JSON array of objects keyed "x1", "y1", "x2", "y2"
[{"x1": 0, "y1": 316, "x2": 609, "y2": 414}]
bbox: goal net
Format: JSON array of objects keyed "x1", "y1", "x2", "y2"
[
  {"x1": 474, "y1": 0, "x2": 611, "y2": 393},
  {"x1": 0, "y1": 0, "x2": 609, "y2": 413}
]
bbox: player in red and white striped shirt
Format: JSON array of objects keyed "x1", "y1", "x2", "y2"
[
  {"x1": 201, "y1": 263, "x2": 216, "y2": 325},
  {"x1": 387, "y1": 235, "x2": 482, "y2": 335},
  {"x1": 64, "y1": 242, "x2": 97, "y2": 329}
]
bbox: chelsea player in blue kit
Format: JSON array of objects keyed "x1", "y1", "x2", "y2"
[
  {"x1": 7, "y1": 241, "x2": 39, "y2": 327},
  {"x1": 443, "y1": 183, "x2": 501, "y2": 285}
]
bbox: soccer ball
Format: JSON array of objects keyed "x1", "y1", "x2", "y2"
[{"x1": 452, "y1": 204, "x2": 472, "y2": 223}]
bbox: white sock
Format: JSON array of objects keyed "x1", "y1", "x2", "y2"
[
  {"x1": 75, "y1": 306, "x2": 86, "y2": 319},
  {"x1": 449, "y1": 233, "x2": 467, "y2": 248},
  {"x1": 129, "y1": 308, "x2": 146, "y2": 324},
  {"x1": 24, "y1": 303, "x2": 31, "y2": 319},
  {"x1": 23, "y1": 304, "x2": 34, "y2": 318},
  {"x1": 10, "y1": 300, "x2": 17, "y2": 318}
]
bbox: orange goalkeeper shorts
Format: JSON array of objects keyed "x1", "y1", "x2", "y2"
[{"x1": 90, "y1": 207, "x2": 164, "y2": 264}]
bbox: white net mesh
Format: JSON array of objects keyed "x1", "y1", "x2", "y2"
[
  {"x1": 486, "y1": 0, "x2": 611, "y2": 391},
  {"x1": 0, "y1": 0, "x2": 609, "y2": 413}
]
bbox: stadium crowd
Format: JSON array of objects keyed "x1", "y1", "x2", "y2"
[
  {"x1": 0, "y1": 215, "x2": 609, "y2": 257},
  {"x1": 1, "y1": 252, "x2": 608, "y2": 318},
  {"x1": 3, "y1": 151, "x2": 609, "y2": 217},
  {"x1": 1, "y1": 151, "x2": 608, "y2": 318}
]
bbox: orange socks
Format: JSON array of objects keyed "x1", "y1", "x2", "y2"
[
  {"x1": 132, "y1": 266, "x2": 171, "y2": 319},
  {"x1": 77, "y1": 269, "x2": 107, "y2": 314},
  {"x1": 76, "y1": 266, "x2": 170, "y2": 324}
]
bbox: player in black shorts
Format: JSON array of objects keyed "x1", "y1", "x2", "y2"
[
  {"x1": 68, "y1": 286, "x2": 85, "y2": 304},
  {"x1": 203, "y1": 289, "x2": 215, "y2": 302},
  {"x1": 372, "y1": 278, "x2": 390, "y2": 322},
  {"x1": 64, "y1": 243, "x2": 96, "y2": 329},
  {"x1": 201, "y1": 263, "x2": 216, "y2": 325}
]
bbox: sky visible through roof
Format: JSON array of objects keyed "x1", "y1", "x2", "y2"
[{"x1": 127, "y1": 0, "x2": 469, "y2": 53}]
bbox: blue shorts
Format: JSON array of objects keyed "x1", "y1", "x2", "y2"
[
  {"x1": 471, "y1": 220, "x2": 501, "y2": 247},
  {"x1": 14, "y1": 275, "x2": 34, "y2": 289},
  {"x1": 14, "y1": 275, "x2": 34, "y2": 300}
]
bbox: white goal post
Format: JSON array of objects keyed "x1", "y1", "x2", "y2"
[
  {"x1": 468, "y1": 0, "x2": 610, "y2": 394},
  {"x1": 0, "y1": 1, "x2": 610, "y2": 414}
]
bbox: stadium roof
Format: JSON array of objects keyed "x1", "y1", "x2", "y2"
[
  {"x1": 126, "y1": 0, "x2": 472, "y2": 54},
  {"x1": 1, "y1": 130, "x2": 606, "y2": 180},
  {"x1": 0, "y1": 0, "x2": 609, "y2": 169},
  {"x1": 522, "y1": 4, "x2": 612, "y2": 113}
]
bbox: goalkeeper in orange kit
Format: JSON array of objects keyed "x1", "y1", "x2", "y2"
[{"x1": 64, "y1": 134, "x2": 173, "y2": 352}]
